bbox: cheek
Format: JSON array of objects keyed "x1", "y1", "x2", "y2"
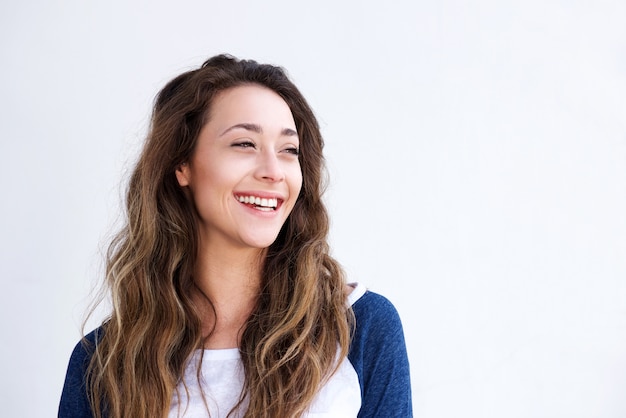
[
  {"x1": 290, "y1": 166, "x2": 303, "y2": 198},
  {"x1": 195, "y1": 161, "x2": 232, "y2": 189},
  {"x1": 187, "y1": 166, "x2": 226, "y2": 205}
]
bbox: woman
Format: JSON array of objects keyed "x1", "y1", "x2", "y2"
[{"x1": 59, "y1": 54, "x2": 412, "y2": 418}]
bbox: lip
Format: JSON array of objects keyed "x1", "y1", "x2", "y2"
[
  {"x1": 233, "y1": 191, "x2": 286, "y2": 211},
  {"x1": 234, "y1": 191, "x2": 286, "y2": 200}
]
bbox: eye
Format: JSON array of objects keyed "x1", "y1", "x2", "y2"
[
  {"x1": 283, "y1": 147, "x2": 300, "y2": 156},
  {"x1": 232, "y1": 140, "x2": 256, "y2": 149}
]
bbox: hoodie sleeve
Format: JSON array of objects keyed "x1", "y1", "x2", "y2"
[
  {"x1": 58, "y1": 329, "x2": 100, "y2": 418},
  {"x1": 348, "y1": 291, "x2": 413, "y2": 418}
]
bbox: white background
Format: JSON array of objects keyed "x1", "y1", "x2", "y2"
[{"x1": 1, "y1": 1, "x2": 625, "y2": 417}]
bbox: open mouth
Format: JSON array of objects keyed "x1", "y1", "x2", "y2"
[{"x1": 236, "y1": 195, "x2": 280, "y2": 212}]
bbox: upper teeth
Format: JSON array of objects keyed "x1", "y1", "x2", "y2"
[{"x1": 237, "y1": 195, "x2": 278, "y2": 208}]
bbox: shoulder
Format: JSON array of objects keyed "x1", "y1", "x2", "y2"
[
  {"x1": 348, "y1": 283, "x2": 405, "y2": 339},
  {"x1": 58, "y1": 327, "x2": 104, "y2": 418},
  {"x1": 347, "y1": 285, "x2": 407, "y2": 357},
  {"x1": 346, "y1": 284, "x2": 413, "y2": 418},
  {"x1": 65, "y1": 327, "x2": 103, "y2": 376}
]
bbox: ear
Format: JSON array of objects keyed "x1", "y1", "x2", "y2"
[{"x1": 175, "y1": 163, "x2": 191, "y2": 187}]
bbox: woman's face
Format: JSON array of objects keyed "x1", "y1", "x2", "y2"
[{"x1": 176, "y1": 84, "x2": 303, "y2": 251}]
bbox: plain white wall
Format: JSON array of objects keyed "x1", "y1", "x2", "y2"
[{"x1": 1, "y1": 1, "x2": 625, "y2": 417}]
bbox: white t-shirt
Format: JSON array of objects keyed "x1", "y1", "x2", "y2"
[
  {"x1": 59, "y1": 281, "x2": 412, "y2": 417},
  {"x1": 168, "y1": 283, "x2": 366, "y2": 418}
]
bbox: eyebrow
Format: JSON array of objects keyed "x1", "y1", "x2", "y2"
[{"x1": 220, "y1": 123, "x2": 298, "y2": 138}]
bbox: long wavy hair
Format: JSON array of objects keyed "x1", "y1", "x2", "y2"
[{"x1": 84, "y1": 54, "x2": 352, "y2": 418}]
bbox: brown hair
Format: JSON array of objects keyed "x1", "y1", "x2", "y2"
[{"x1": 85, "y1": 54, "x2": 352, "y2": 417}]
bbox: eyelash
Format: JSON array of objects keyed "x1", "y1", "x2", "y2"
[
  {"x1": 232, "y1": 142, "x2": 300, "y2": 156},
  {"x1": 233, "y1": 141, "x2": 256, "y2": 149},
  {"x1": 285, "y1": 147, "x2": 300, "y2": 156}
]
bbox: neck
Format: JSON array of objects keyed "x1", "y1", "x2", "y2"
[{"x1": 193, "y1": 236, "x2": 266, "y2": 348}]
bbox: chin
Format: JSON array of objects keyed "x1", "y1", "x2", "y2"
[{"x1": 242, "y1": 234, "x2": 281, "y2": 250}]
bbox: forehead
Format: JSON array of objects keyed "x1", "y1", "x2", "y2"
[{"x1": 207, "y1": 84, "x2": 296, "y2": 129}]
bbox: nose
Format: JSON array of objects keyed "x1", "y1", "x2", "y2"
[{"x1": 254, "y1": 149, "x2": 285, "y2": 182}]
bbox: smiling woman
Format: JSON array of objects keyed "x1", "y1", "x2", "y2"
[
  {"x1": 175, "y1": 85, "x2": 303, "y2": 252},
  {"x1": 58, "y1": 55, "x2": 412, "y2": 418}
]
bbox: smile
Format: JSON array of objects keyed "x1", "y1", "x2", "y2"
[{"x1": 236, "y1": 195, "x2": 279, "y2": 211}]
